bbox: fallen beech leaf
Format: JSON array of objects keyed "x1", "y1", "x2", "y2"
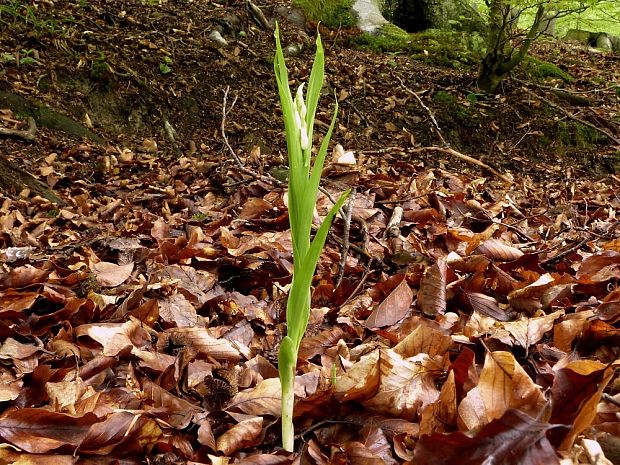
[
  {"x1": 475, "y1": 238, "x2": 524, "y2": 262},
  {"x1": 79, "y1": 411, "x2": 162, "y2": 454},
  {"x1": 0, "y1": 337, "x2": 46, "y2": 359},
  {"x1": 462, "y1": 292, "x2": 509, "y2": 321},
  {"x1": 92, "y1": 261, "x2": 134, "y2": 287},
  {"x1": 420, "y1": 370, "x2": 457, "y2": 435},
  {"x1": 0, "y1": 409, "x2": 99, "y2": 453},
  {"x1": 0, "y1": 369, "x2": 22, "y2": 402},
  {"x1": 550, "y1": 360, "x2": 615, "y2": 450},
  {"x1": 364, "y1": 350, "x2": 440, "y2": 420},
  {"x1": 298, "y1": 327, "x2": 344, "y2": 361},
  {"x1": 334, "y1": 349, "x2": 381, "y2": 402},
  {"x1": 576, "y1": 251, "x2": 620, "y2": 282},
  {"x1": 0, "y1": 450, "x2": 78, "y2": 465},
  {"x1": 344, "y1": 440, "x2": 386, "y2": 465},
  {"x1": 159, "y1": 293, "x2": 198, "y2": 327},
  {"x1": 458, "y1": 351, "x2": 545, "y2": 430},
  {"x1": 229, "y1": 377, "x2": 281, "y2": 416},
  {"x1": 216, "y1": 417, "x2": 263, "y2": 455},
  {"x1": 393, "y1": 324, "x2": 452, "y2": 358},
  {"x1": 157, "y1": 327, "x2": 241, "y2": 362},
  {"x1": 365, "y1": 278, "x2": 413, "y2": 328},
  {"x1": 75, "y1": 319, "x2": 150, "y2": 356},
  {"x1": 418, "y1": 258, "x2": 447, "y2": 316},
  {"x1": 414, "y1": 409, "x2": 560, "y2": 465},
  {"x1": 197, "y1": 417, "x2": 216, "y2": 449},
  {"x1": 46, "y1": 378, "x2": 88, "y2": 413},
  {"x1": 500, "y1": 310, "x2": 564, "y2": 349},
  {"x1": 140, "y1": 377, "x2": 199, "y2": 428},
  {"x1": 0, "y1": 265, "x2": 49, "y2": 290}
]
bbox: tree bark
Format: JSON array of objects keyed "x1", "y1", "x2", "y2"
[
  {"x1": 0, "y1": 154, "x2": 65, "y2": 205},
  {"x1": 477, "y1": 3, "x2": 545, "y2": 93}
]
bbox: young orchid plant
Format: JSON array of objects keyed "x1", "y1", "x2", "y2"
[{"x1": 274, "y1": 24, "x2": 349, "y2": 452}]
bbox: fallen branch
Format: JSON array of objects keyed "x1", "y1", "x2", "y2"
[
  {"x1": 0, "y1": 116, "x2": 37, "y2": 141},
  {"x1": 246, "y1": 0, "x2": 271, "y2": 30},
  {"x1": 524, "y1": 88, "x2": 620, "y2": 146},
  {"x1": 395, "y1": 75, "x2": 447, "y2": 146},
  {"x1": 412, "y1": 146, "x2": 514, "y2": 184}
]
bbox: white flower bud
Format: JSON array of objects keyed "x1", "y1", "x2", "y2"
[{"x1": 300, "y1": 127, "x2": 310, "y2": 151}]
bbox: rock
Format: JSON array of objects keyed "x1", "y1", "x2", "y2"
[
  {"x1": 352, "y1": 0, "x2": 388, "y2": 33},
  {"x1": 595, "y1": 33, "x2": 613, "y2": 51},
  {"x1": 208, "y1": 30, "x2": 228, "y2": 47}
]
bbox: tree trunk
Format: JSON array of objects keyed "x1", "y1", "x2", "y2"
[
  {"x1": 0, "y1": 154, "x2": 65, "y2": 205},
  {"x1": 477, "y1": 1, "x2": 545, "y2": 93},
  {"x1": 392, "y1": 0, "x2": 486, "y2": 33}
]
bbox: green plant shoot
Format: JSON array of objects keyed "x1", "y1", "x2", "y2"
[{"x1": 274, "y1": 24, "x2": 349, "y2": 452}]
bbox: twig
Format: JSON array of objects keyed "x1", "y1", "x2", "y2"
[
  {"x1": 395, "y1": 75, "x2": 447, "y2": 146},
  {"x1": 523, "y1": 88, "x2": 620, "y2": 146},
  {"x1": 336, "y1": 190, "x2": 355, "y2": 288},
  {"x1": 221, "y1": 86, "x2": 244, "y2": 169},
  {"x1": 411, "y1": 146, "x2": 514, "y2": 183},
  {"x1": 540, "y1": 237, "x2": 590, "y2": 267},
  {"x1": 0, "y1": 116, "x2": 36, "y2": 141},
  {"x1": 384, "y1": 206, "x2": 404, "y2": 239},
  {"x1": 246, "y1": 0, "x2": 271, "y2": 30}
]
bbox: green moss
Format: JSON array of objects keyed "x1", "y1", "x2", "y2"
[
  {"x1": 556, "y1": 121, "x2": 607, "y2": 148},
  {"x1": 293, "y1": 0, "x2": 355, "y2": 27},
  {"x1": 432, "y1": 90, "x2": 472, "y2": 121},
  {"x1": 432, "y1": 90, "x2": 457, "y2": 105},
  {"x1": 351, "y1": 27, "x2": 484, "y2": 67},
  {"x1": 521, "y1": 57, "x2": 573, "y2": 83}
]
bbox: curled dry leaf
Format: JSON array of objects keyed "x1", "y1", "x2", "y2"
[
  {"x1": 458, "y1": 351, "x2": 546, "y2": 431},
  {"x1": 475, "y1": 239, "x2": 524, "y2": 262},
  {"x1": 499, "y1": 310, "x2": 564, "y2": 349},
  {"x1": 157, "y1": 327, "x2": 241, "y2": 362},
  {"x1": 393, "y1": 324, "x2": 452, "y2": 358},
  {"x1": 417, "y1": 258, "x2": 447, "y2": 316},
  {"x1": 216, "y1": 417, "x2": 263, "y2": 455},
  {"x1": 462, "y1": 292, "x2": 510, "y2": 321},
  {"x1": 414, "y1": 409, "x2": 560, "y2": 465},
  {"x1": 75, "y1": 319, "x2": 151, "y2": 356},
  {"x1": 363, "y1": 350, "x2": 441, "y2": 421},
  {"x1": 0, "y1": 409, "x2": 99, "y2": 453},
  {"x1": 91, "y1": 261, "x2": 134, "y2": 287},
  {"x1": 334, "y1": 349, "x2": 381, "y2": 402},
  {"x1": 365, "y1": 278, "x2": 413, "y2": 328},
  {"x1": 298, "y1": 327, "x2": 345, "y2": 362},
  {"x1": 159, "y1": 293, "x2": 198, "y2": 327},
  {"x1": 550, "y1": 359, "x2": 615, "y2": 451},
  {"x1": 229, "y1": 377, "x2": 282, "y2": 417}
]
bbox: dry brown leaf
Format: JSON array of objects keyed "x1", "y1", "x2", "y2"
[
  {"x1": 364, "y1": 349, "x2": 441, "y2": 420},
  {"x1": 157, "y1": 327, "x2": 241, "y2": 362},
  {"x1": 419, "y1": 370, "x2": 457, "y2": 435},
  {"x1": 334, "y1": 349, "x2": 381, "y2": 402},
  {"x1": 458, "y1": 351, "x2": 546, "y2": 430},
  {"x1": 417, "y1": 258, "x2": 447, "y2": 316},
  {"x1": 393, "y1": 324, "x2": 452, "y2": 358},
  {"x1": 229, "y1": 377, "x2": 281, "y2": 416},
  {"x1": 91, "y1": 261, "x2": 134, "y2": 287},
  {"x1": 0, "y1": 409, "x2": 98, "y2": 453},
  {"x1": 475, "y1": 238, "x2": 524, "y2": 262},
  {"x1": 365, "y1": 278, "x2": 413, "y2": 328},
  {"x1": 216, "y1": 417, "x2": 263, "y2": 455},
  {"x1": 499, "y1": 310, "x2": 564, "y2": 349},
  {"x1": 159, "y1": 293, "x2": 198, "y2": 327}
]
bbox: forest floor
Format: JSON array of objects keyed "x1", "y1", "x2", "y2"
[{"x1": 1, "y1": 1, "x2": 620, "y2": 464}]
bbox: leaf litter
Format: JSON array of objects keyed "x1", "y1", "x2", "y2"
[
  {"x1": 2, "y1": 144, "x2": 620, "y2": 464},
  {"x1": 1, "y1": 2, "x2": 620, "y2": 465}
]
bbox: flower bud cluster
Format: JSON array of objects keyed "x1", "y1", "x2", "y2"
[{"x1": 293, "y1": 84, "x2": 309, "y2": 152}]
